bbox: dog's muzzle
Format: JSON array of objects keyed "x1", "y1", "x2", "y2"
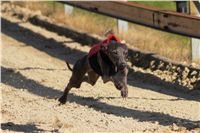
[{"x1": 117, "y1": 63, "x2": 127, "y2": 72}]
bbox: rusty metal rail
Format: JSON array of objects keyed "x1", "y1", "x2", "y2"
[{"x1": 60, "y1": 1, "x2": 200, "y2": 39}]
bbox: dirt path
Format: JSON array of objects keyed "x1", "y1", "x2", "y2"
[{"x1": 1, "y1": 9, "x2": 200, "y2": 133}]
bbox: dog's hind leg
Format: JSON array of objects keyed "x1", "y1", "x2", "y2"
[
  {"x1": 59, "y1": 70, "x2": 87, "y2": 104},
  {"x1": 59, "y1": 56, "x2": 89, "y2": 104},
  {"x1": 87, "y1": 71, "x2": 99, "y2": 86}
]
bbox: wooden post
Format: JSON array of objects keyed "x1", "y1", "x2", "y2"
[
  {"x1": 191, "y1": 1, "x2": 200, "y2": 61},
  {"x1": 64, "y1": 4, "x2": 73, "y2": 15}
]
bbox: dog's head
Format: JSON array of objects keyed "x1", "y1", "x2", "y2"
[{"x1": 100, "y1": 41, "x2": 128, "y2": 72}]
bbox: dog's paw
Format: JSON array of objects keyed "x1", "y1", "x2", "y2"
[
  {"x1": 114, "y1": 82, "x2": 123, "y2": 90},
  {"x1": 121, "y1": 89, "x2": 128, "y2": 98},
  {"x1": 58, "y1": 96, "x2": 67, "y2": 104}
]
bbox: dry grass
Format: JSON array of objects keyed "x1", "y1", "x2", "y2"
[
  {"x1": 13, "y1": 2, "x2": 199, "y2": 66},
  {"x1": 119, "y1": 25, "x2": 191, "y2": 63}
]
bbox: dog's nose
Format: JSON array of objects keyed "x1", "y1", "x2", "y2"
[{"x1": 118, "y1": 63, "x2": 127, "y2": 70}]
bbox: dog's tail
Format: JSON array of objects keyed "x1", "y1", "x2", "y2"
[{"x1": 65, "y1": 61, "x2": 73, "y2": 71}]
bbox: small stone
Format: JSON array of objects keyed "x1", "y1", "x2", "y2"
[
  {"x1": 172, "y1": 123, "x2": 179, "y2": 131},
  {"x1": 154, "y1": 121, "x2": 159, "y2": 125}
]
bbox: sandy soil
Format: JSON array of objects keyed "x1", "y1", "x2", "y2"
[{"x1": 1, "y1": 7, "x2": 200, "y2": 133}]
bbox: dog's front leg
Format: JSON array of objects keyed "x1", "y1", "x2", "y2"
[
  {"x1": 121, "y1": 86, "x2": 128, "y2": 98},
  {"x1": 120, "y1": 67, "x2": 128, "y2": 98},
  {"x1": 113, "y1": 67, "x2": 128, "y2": 98}
]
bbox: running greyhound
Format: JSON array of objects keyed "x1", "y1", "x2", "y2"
[{"x1": 59, "y1": 34, "x2": 128, "y2": 104}]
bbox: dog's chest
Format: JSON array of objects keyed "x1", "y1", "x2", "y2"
[{"x1": 88, "y1": 52, "x2": 115, "y2": 76}]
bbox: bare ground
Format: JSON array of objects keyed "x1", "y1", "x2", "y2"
[{"x1": 1, "y1": 9, "x2": 200, "y2": 133}]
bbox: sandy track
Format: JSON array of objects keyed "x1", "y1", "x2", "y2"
[{"x1": 1, "y1": 10, "x2": 200, "y2": 133}]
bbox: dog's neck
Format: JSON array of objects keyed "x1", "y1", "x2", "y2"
[{"x1": 99, "y1": 51, "x2": 117, "y2": 76}]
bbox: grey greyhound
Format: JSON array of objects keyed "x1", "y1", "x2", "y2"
[{"x1": 59, "y1": 35, "x2": 128, "y2": 104}]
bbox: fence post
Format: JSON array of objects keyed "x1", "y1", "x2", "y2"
[
  {"x1": 176, "y1": 1, "x2": 188, "y2": 13},
  {"x1": 117, "y1": 0, "x2": 128, "y2": 33},
  {"x1": 191, "y1": 1, "x2": 200, "y2": 61},
  {"x1": 64, "y1": 4, "x2": 73, "y2": 14},
  {"x1": 117, "y1": 19, "x2": 128, "y2": 33}
]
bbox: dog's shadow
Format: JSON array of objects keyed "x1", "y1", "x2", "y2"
[
  {"x1": 1, "y1": 122, "x2": 45, "y2": 132},
  {"x1": 2, "y1": 66, "x2": 200, "y2": 130}
]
